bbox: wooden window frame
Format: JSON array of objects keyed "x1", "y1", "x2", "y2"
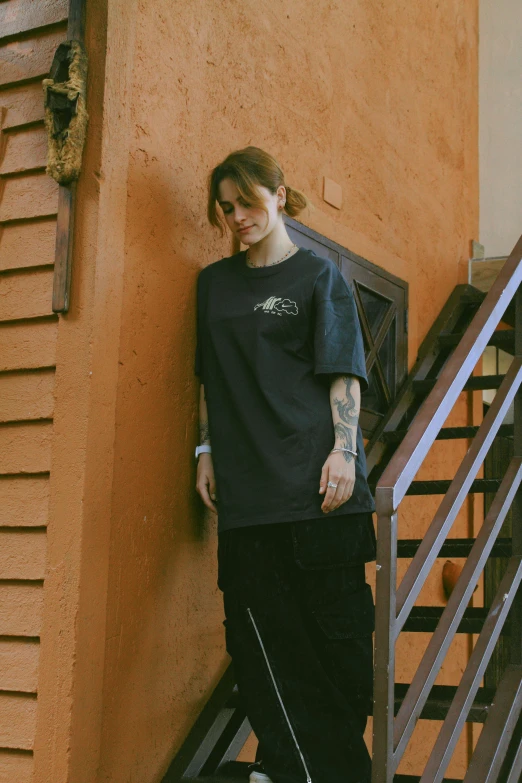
[{"x1": 284, "y1": 216, "x2": 409, "y2": 438}]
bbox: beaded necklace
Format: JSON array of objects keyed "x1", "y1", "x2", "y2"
[{"x1": 245, "y1": 243, "x2": 298, "y2": 268}]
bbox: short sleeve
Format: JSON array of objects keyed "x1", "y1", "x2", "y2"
[{"x1": 313, "y1": 262, "x2": 368, "y2": 392}]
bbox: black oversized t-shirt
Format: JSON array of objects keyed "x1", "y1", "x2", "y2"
[{"x1": 195, "y1": 247, "x2": 376, "y2": 533}]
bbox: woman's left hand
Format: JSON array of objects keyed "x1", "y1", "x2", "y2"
[{"x1": 319, "y1": 451, "x2": 356, "y2": 513}]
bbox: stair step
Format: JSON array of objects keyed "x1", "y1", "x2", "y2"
[
  {"x1": 180, "y1": 681, "x2": 493, "y2": 783},
  {"x1": 370, "y1": 479, "x2": 502, "y2": 496},
  {"x1": 393, "y1": 777, "x2": 462, "y2": 783},
  {"x1": 211, "y1": 761, "x2": 251, "y2": 779},
  {"x1": 403, "y1": 606, "x2": 510, "y2": 634},
  {"x1": 393, "y1": 683, "x2": 493, "y2": 723},
  {"x1": 412, "y1": 374, "x2": 505, "y2": 397},
  {"x1": 227, "y1": 683, "x2": 494, "y2": 722},
  {"x1": 463, "y1": 665, "x2": 522, "y2": 782},
  {"x1": 438, "y1": 330, "x2": 514, "y2": 351},
  {"x1": 188, "y1": 763, "x2": 466, "y2": 782},
  {"x1": 383, "y1": 423, "x2": 514, "y2": 444},
  {"x1": 186, "y1": 777, "x2": 244, "y2": 783},
  {"x1": 184, "y1": 773, "x2": 465, "y2": 783},
  {"x1": 406, "y1": 478, "x2": 501, "y2": 495},
  {"x1": 397, "y1": 537, "x2": 512, "y2": 559}
]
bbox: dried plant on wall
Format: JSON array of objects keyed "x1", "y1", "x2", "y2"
[{"x1": 43, "y1": 40, "x2": 89, "y2": 185}]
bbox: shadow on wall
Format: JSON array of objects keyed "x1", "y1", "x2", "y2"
[{"x1": 95, "y1": 159, "x2": 229, "y2": 780}]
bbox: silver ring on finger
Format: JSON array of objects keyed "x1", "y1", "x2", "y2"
[{"x1": 327, "y1": 481, "x2": 338, "y2": 488}]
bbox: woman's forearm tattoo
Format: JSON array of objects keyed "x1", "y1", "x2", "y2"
[
  {"x1": 331, "y1": 375, "x2": 360, "y2": 463},
  {"x1": 334, "y1": 377, "x2": 359, "y2": 424},
  {"x1": 199, "y1": 419, "x2": 211, "y2": 445},
  {"x1": 333, "y1": 421, "x2": 355, "y2": 454}
]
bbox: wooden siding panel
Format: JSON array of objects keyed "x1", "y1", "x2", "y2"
[
  {"x1": 0, "y1": 750, "x2": 33, "y2": 783},
  {"x1": 0, "y1": 693, "x2": 37, "y2": 750},
  {"x1": 0, "y1": 7, "x2": 69, "y2": 769},
  {"x1": 0, "y1": 268, "x2": 54, "y2": 321},
  {"x1": 0, "y1": 27, "x2": 67, "y2": 87},
  {"x1": 0, "y1": 173, "x2": 58, "y2": 222},
  {"x1": 0, "y1": 640, "x2": 39, "y2": 692},
  {"x1": 0, "y1": 126, "x2": 47, "y2": 175},
  {"x1": 0, "y1": 0, "x2": 68, "y2": 39},
  {"x1": 0, "y1": 319, "x2": 57, "y2": 371},
  {"x1": 0, "y1": 530, "x2": 46, "y2": 580},
  {"x1": 0, "y1": 476, "x2": 50, "y2": 527},
  {"x1": 0, "y1": 82, "x2": 46, "y2": 130},
  {"x1": 0, "y1": 369, "x2": 55, "y2": 422},
  {"x1": 0, "y1": 422, "x2": 53, "y2": 474},
  {"x1": 0, "y1": 583, "x2": 43, "y2": 636},
  {"x1": 0, "y1": 219, "x2": 56, "y2": 272}
]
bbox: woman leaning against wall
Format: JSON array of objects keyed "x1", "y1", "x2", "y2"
[{"x1": 194, "y1": 146, "x2": 376, "y2": 783}]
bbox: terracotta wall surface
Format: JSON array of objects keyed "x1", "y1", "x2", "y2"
[
  {"x1": 6, "y1": 0, "x2": 478, "y2": 781},
  {"x1": 86, "y1": 1, "x2": 477, "y2": 780}
]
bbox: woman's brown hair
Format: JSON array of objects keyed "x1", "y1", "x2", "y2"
[{"x1": 207, "y1": 146, "x2": 311, "y2": 237}]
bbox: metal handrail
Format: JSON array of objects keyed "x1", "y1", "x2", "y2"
[
  {"x1": 372, "y1": 233, "x2": 522, "y2": 782},
  {"x1": 376, "y1": 233, "x2": 522, "y2": 516},
  {"x1": 420, "y1": 555, "x2": 522, "y2": 782},
  {"x1": 394, "y1": 458, "x2": 522, "y2": 762},
  {"x1": 395, "y1": 358, "x2": 522, "y2": 633}
]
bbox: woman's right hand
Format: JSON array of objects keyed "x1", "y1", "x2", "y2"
[{"x1": 196, "y1": 453, "x2": 218, "y2": 514}]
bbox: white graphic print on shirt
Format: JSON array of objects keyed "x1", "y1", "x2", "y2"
[{"x1": 254, "y1": 296, "x2": 298, "y2": 316}]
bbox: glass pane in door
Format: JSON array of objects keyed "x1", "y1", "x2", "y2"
[{"x1": 358, "y1": 284, "x2": 393, "y2": 339}]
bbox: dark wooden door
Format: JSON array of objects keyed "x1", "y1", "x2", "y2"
[{"x1": 285, "y1": 217, "x2": 408, "y2": 438}]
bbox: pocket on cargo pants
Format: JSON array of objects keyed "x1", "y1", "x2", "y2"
[
  {"x1": 291, "y1": 516, "x2": 375, "y2": 733},
  {"x1": 291, "y1": 514, "x2": 375, "y2": 637}
]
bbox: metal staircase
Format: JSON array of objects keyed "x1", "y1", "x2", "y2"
[
  {"x1": 372, "y1": 233, "x2": 522, "y2": 783},
  {"x1": 163, "y1": 234, "x2": 522, "y2": 783}
]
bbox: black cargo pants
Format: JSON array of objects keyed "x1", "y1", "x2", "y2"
[{"x1": 217, "y1": 512, "x2": 376, "y2": 783}]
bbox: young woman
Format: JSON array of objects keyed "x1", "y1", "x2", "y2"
[{"x1": 195, "y1": 146, "x2": 376, "y2": 783}]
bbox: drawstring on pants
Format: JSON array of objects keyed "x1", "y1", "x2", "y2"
[{"x1": 246, "y1": 606, "x2": 312, "y2": 783}]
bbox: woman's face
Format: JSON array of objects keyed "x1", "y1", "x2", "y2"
[{"x1": 217, "y1": 177, "x2": 285, "y2": 245}]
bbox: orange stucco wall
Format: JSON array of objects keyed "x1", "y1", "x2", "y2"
[{"x1": 26, "y1": 0, "x2": 479, "y2": 781}]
